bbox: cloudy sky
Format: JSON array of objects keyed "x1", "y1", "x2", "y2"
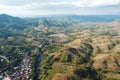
[{"x1": 0, "y1": 0, "x2": 120, "y2": 17}]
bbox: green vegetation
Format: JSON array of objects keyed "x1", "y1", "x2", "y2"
[
  {"x1": 1, "y1": 14, "x2": 120, "y2": 80},
  {"x1": 73, "y1": 67, "x2": 103, "y2": 80}
]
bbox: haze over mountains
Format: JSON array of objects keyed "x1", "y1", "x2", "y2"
[{"x1": 0, "y1": 14, "x2": 120, "y2": 28}]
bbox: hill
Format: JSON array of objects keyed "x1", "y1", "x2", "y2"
[
  {"x1": 0, "y1": 14, "x2": 25, "y2": 24},
  {"x1": 1, "y1": 14, "x2": 120, "y2": 80}
]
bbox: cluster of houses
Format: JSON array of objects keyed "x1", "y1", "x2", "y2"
[
  {"x1": 10, "y1": 56, "x2": 32, "y2": 80},
  {"x1": 0, "y1": 50, "x2": 33, "y2": 80}
]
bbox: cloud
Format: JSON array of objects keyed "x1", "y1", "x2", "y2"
[
  {"x1": 22, "y1": 0, "x2": 120, "y2": 8},
  {"x1": 75, "y1": 0, "x2": 120, "y2": 7},
  {"x1": 1, "y1": 0, "x2": 120, "y2": 7},
  {"x1": 0, "y1": 0, "x2": 120, "y2": 16}
]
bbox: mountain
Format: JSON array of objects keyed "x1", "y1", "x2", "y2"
[
  {"x1": 1, "y1": 14, "x2": 120, "y2": 80},
  {"x1": 1, "y1": 14, "x2": 120, "y2": 28},
  {"x1": 39, "y1": 14, "x2": 120, "y2": 22},
  {"x1": 0, "y1": 14, "x2": 25, "y2": 24},
  {"x1": 0, "y1": 14, "x2": 28, "y2": 31},
  {"x1": 34, "y1": 15, "x2": 120, "y2": 27},
  {"x1": 0, "y1": 14, "x2": 28, "y2": 39}
]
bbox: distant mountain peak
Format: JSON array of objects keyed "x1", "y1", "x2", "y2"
[{"x1": 0, "y1": 14, "x2": 25, "y2": 24}]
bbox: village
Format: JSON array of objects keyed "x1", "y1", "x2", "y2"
[{"x1": 0, "y1": 50, "x2": 33, "y2": 80}]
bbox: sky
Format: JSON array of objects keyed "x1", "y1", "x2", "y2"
[{"x1": 0, "y1": 0, "x2": 120, "y2": 17}]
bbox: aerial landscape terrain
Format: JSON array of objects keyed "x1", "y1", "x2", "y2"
[
  {"x1": 0, "y1": 0, "x2": 120, "y2": 80},
  {"x1": 0, "y1": 14, "x2": 120, "y2": 80}
]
